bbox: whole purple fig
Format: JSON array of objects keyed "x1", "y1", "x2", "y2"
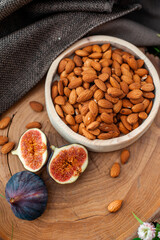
[{"x1": 5, "y1": 171, "x2": 48, "y2": 221}]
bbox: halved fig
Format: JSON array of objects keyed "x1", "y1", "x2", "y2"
[
  {"x1": 12, "y1": 128, "x2": 49, "y2": 172},
  {"x1": 48, "y1": 144, "x2": 88, "y2": 184}
]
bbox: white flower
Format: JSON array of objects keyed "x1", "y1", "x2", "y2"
[
  {"x1": 138, "y1": 222, "x2": 156, "y2": 240},
  {"x1": 158, "y1": 231, "x2": 160, "y2": 238}
]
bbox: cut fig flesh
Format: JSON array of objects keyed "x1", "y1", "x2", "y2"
[
  {"x1": 48, "y1": 144, "x2": 88, "y2": 184},
  {"x1": 12, "y1": 128, "x2": 48, "y2": 172}
]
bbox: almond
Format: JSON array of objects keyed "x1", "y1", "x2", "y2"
[
  {"x1": 54, "y1": 96, "x2": 66, "y2": 105},
  {"x1": 51, "y1": 85, "x2": 58, "y2": 100},
  {"x1": 133, "y1": 122, "x2": 139, "y2": 130},
  {"x1": 65, "y1": 60, "x2": 75, "y2": 74},
  {"x1": 29, "y1": 101, "x2": 43, "y2": 112},
  {"x1": 107, "y1": 87, "x2": 123, "y2": 98},
  {"x1": 91, "y1": 61, "x2": 101, "y2": 71},
  {"x1": 58, "y1": 59, "x2": 67, "y2": 74},
  {"x1": 133, "y1": 74, "x2": 141, "y2": 82},
  {"x1": 68, "y1": 77, "x2": 82, "y2": 89},
  {"x1": 98, "y1": 131, "x2": 114, "y2": 140},
  {"x1": 94, "y1": 79, "x2": 107, "y2": 92},
  {"x1": 70, "y1": 124, "x2": 79, "y2": 133},
  {"x1": 99, "y1": 107, "x2": 112, "y2": 114},
  {"x1": 66, "y1": 115, "x2": 75, "y2": 125},
  {"x1": 61, "y1": 78, "x2": 68, "y2": 87},
  {"x1": 127, "y1": 57, "x2": 137, "y2": 70},
  {"x1": 82, "y1": 128, "x2": 96, "y2": 140},
  {"x1": 83, "y1": 46, "x2": 93, "y2": 53},
  {"x1": 82, "y1": 67, "x2": 97, "y2": 75},
  {"x1": 57, "y1": 80, "x2": 64, "y2": 96},
  {"x1": 139, "y1": 112, "x2": 148, "y2": 119},
  {"x1": 146, "y1": 75, "x2": 153, "y2": 84},
  {"x1": 120, "y1": 81, "x2": 129, "y2": 94},
  {"x1": 108, "y1": 200, "x2": 123, "y2": 213},
  {"x1": 1, "y1": 142, "x2": 15, "y2": 154},
  {"x1": 119, "y1": 122, "x2": 129, "y2": 134},
  {"x1": 110, "y1": 77, "x2": 120, "y2": 89},
  {"x1": 137, "y1": 59, "x2": 144, "y2": 68},
  {"x1": 122, "y1": 99, "x2": 133, "y2": 108},
  {"x1": 75, "y1": 49, "x2": 89, "y2": 57},
  {"x1": 64, "y1": 87, "x2": 71, "y2": 97},
  {"x1": 99, "y1": 123, "x2": 118, "y2": 132},
  {"x1": 94, "y1": 89, "x2": 104, "y2": 101},
  {"x1": 73, "y1": 55, "x2": 82, "y2": 67},
  {"x1": 90, "y1": 84, "x2": 98, "y2": 93},
  {"x1": 103, "y1": 49, "x2": 112, "y2": 59},
  {"x1": 89, "y1": 52, "x2": 102, "y2": 59},
  {"x1": 127, "y1": 113, "x2": 138, "y2": 125},
  {"x1": 142, "y1": 99, "x2": 150, "y2": 110},
  {"x1": 112, "y1": 53, "x2": 123, "y2": 64},
  {"x1": 127, "y1": 89, "x2": 143, "y2": 100},
  {"x1": 92, "y1": 44, "x2": 102, "y2": 52},
  {"x1": 77, "y1": 89, "x2": 93, "y2": 102},
  {"x1": 60, "y1": 70, "x2": 68, "y2": 79},
  {"x1": 129, "y1": 82, "x2": 141, "y2": 90},
  {"x1": 62, "y1": 102, "x2": 74, "y2": 115},
  {"x1": 141, "y1": 83, "x2": 154, "y2": 92},
  {"x1": 132, "y1": 103, "x2": 144, "y2": 112},
  {"x1": 89, "y1": 100, "x2": 98, "y2": 117},
  {"x1": 55, "y1": 104, "x2": 64, "y2": 118},
  {"x1": 0, "y1": 117, "x2": 11, "y2": 129},
  {"x1": 79, "y1": 123, "x2": 85, "y2": 135},
  {"x1": 87, "y1": 121, "x2": 100, "y2": 130},
  {"x1": 130, "y1": 96, "x2": 144, "y2": 104},
  {"x1": 110, "y1": 163, "x2": 120, "y2": 177},
  {"x1": 121, "y1": 115, "x2": 132, "y2": 131},
  {"x1": 100, "y1": 59, "x2": 111, "y2": 67},
  {"x1": 84, "y1": 111, "x2": 95, "y2": 126},
  {"x1": 26, "y1": 122, "x2": 42, "y2": 129},
  {"x1": 0, "y1": 136, "x2": 8, "y2": 146},
  {"x1": 102, "y1": 66, "x2": 111, "y2": 75},
  {"x1": 121, "y1": 67, "x2": 132, "y2": 78},
  {"x1": 113, "y1": 100, "x2": 122, "y2": 113},
  {"x1": 82, "y1": 74, "x2": 97, "y2": 83},
  {"x1": 98, "y1": 99, "x2": 113, "y2": 109},
  {"x1": 88, "y1": 128, "x2": 100, "y2": 136},
  {"x1": 74, "y1": 67, "x2": 82, "y2": 76},
  {"x1": 98, "y1": 73, "x2": 109, "y2": 82},
  {"x1": 75, "y1": 114, "x2": 83, "y2": 124},
  {"x1": 121, "y1": 149, "x2": 130, "y2": 164},
  {"x1": 120, "y1": 108, "x2": 132, "y2": 115},
  {"x1": 105, "y1": 93, "x2": 119, "y2": 104},
  {"x1": 101, "y1": 43, "x2": 110, "y2": 52},
  {"x1": 101, "y1": 112, "x2": 113, "y2": 124},
  {"x1": 135, "y1": 68, "x2": 149, "y2": 76},
  {"x1": 143, "y1": 92, "x2": 155, "y2": 99},
  {"x1": 80, "y1": 104, "x2": 89, "y2": 116},
  {"x1": 69, "y1": 89, "x2": 77, "y2": 105},
  {"x1": 146, "y1": 101, "x2": 153, "y2": 114},
  {"x1": 121, "y1": 75, "x2": 133, "y2": 85}
]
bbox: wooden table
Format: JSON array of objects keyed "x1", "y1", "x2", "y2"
[{"x1": 0, "y1": 52, "x2": 160, "y2": 240}]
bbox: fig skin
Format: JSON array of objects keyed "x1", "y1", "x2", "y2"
[
  {"x1": 48, "y1": 144, "x2": 88, "y2": 184},
  {"x1": 12, "y1": 128, "x2": 50, "y2": 172},
  {"x1": 5, "y1": 171, "x2": 48, "y2": 221}
]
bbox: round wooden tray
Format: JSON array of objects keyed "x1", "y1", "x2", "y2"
[{"x1": 0, "y1": 52, "x2": 160, "y2": 240}]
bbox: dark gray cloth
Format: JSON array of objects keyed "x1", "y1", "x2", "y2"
[{"x1": 0, "y1": 0, "x2": 160, "y2": 114}]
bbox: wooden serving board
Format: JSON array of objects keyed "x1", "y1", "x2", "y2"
[{"x1": 0, "y1": 52, "x2": 160, "y2": 240}]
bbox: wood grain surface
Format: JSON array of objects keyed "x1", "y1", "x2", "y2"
[{"x1": 0, "y1": 53, "x2": 159, "y2": 240}]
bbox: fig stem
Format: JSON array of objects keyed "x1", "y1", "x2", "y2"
[
  {"x1": 10, "y1": 198, "x2": 15, "y2": 204},
  {"x1": 50, "y1": 145, "x2": 56, "y2": 151},
  {"x1": 11, "y1": 149, "x2": 18, "y2": 155}
]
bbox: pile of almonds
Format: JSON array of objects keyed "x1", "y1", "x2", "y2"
[{"x1": 52, "y1": 43, "x2": 155, "y2": 140}]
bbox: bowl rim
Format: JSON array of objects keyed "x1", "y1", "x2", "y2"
[{"x1": 45, "y1": 35, "x2": 160, "y2": 150}]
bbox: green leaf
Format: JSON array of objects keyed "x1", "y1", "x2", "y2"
[
  {"x1": 157, "y1": 34, "x2": 160, "y2": 37},
  {"x1": 132, "y1": 212, "x2": 143, "y2": 224},
  {"x1": 155, "y1": 223, "x2": 160, "y2": 237},
  {"x1": 153, "y1": 237, "x2": 159, "y2": 240},
  {"x1": 132, "y1": 238, "x2": 141, "y2": 240},
  {"x1": 154, "y1": 47, "x2": 160, "y2": 53},
  {"x1": 0, "y1": 193, "x2": 5, "y2": 199}
]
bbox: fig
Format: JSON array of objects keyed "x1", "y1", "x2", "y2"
[
  {"x1": 12, "y1": 128, "x2": 49, "y2": 172},
  {"x1": 5, "y1": 171, "x2": 48, "y2": 221},
  {"x1": 48, "y1": 144, "x2": 88, "y2": 184}
]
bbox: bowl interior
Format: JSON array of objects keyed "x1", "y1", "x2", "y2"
[{"x1": 45, "y1": 35, "x2": 160, "y2": 152}]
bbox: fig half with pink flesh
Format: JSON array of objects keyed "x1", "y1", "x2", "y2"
[
  {"x1": 48, "y1": 144, "x2": 88, "y2": 184},
  {"x1": 12, "y1": 128, "x2": 48, "y2": 172}
]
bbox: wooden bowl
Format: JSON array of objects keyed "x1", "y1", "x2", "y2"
[{"x1": 45, "y1": 35, "x2": 160, "y2": 152}]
